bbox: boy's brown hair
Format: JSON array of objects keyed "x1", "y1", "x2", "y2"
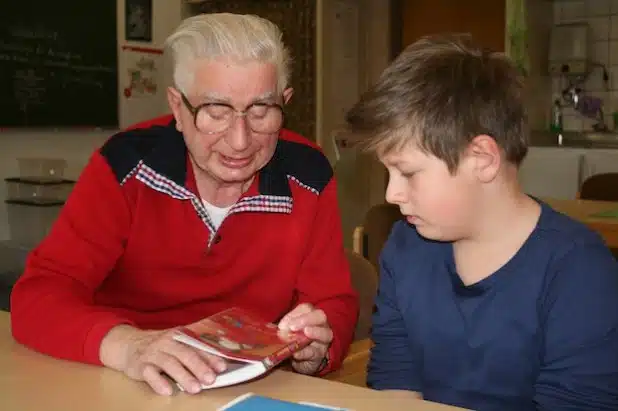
[{"x1": 344, "y1": 33, "x2": 528, "y2": 172}]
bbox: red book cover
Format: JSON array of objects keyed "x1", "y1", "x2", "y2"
[{"x1": 177, "y1": 307, "x2": 312, "y2": 366}]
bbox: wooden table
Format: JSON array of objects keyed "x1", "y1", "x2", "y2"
[
  {"x1": 543, "y1": 198, "x2": 618, "y2": 248},
  {"x1": 0, "y1": 313, "x2": 464, "y2": 411}
]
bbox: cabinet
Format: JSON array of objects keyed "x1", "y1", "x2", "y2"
[
  {"x1": 519, "y1": 147, "x2": 582, "y2": 199},
  {"x1": 581, "y1": 151, "x2": 618, "y2": 181},
  {"x1": 519, "y1": 147, "x2": 618, "y2": 200}
]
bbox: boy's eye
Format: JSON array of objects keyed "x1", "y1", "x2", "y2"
[{"x1": 400, "y1": 171, "x2": 416, "y2": 178}]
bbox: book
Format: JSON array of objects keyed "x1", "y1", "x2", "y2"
[
  {"x1": 173, "y1": 307, "x2": 312, "y2": 390},
  {"x1": 218, "y1": 393, "x2": 350, "y2": 411}
]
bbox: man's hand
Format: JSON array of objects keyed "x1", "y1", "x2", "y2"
[
  {"x1": 278, "y1": 303, "x2": 333, "y2": 375},
  {"x1": 99, "y1": 324, "x2": 227, "y2": 396}
]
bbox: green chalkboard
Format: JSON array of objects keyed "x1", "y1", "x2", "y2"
[{"x1": 0, "y1": 1, "x2": 118, "y2": 127}]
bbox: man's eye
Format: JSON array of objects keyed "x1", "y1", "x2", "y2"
[{"x1": 206, "y1": 106, "x2": 231, "y2": 118}]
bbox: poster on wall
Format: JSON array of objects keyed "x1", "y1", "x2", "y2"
[
  {"x1": 120, "y1": 45, "x2": 166, "y2": 127},
  {"x1": 125, "y1": 0, "x2": 152, "y2": 42}
]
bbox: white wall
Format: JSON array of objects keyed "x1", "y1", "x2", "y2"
[
  {"x1": 117, "y1": 0, "x2": 183, "y2": 127},
  {"x1": 0, "y1": 0, "x2": 184, "y2": 241}
]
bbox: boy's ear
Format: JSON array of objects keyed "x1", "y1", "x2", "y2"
[{"x1": 465, "y1": 134, "x2": 501, "y2": 183}]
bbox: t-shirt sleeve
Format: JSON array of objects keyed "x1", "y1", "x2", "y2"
[
  {"x1": 535, "y1": 241, "x2": 618, "y2": 410},
  {"x1": 367, "y1": 222, "x2": 422, "y2": 392}
]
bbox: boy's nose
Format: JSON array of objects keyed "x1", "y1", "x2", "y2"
[{"x1": 385, "y1": 182, "x2": 406, "y2": 205}]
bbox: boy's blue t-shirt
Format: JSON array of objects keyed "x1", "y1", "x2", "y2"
[{"x1": 368, "y1": 201, "x2": 618, "y2": 411}]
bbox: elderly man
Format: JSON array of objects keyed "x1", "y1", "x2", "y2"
[{"x1": 10, "y1": 13, "x2": 358, "y2": 396}]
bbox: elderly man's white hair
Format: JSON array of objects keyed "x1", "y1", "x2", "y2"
[{"x1": 165, "y1": 13, "x2": 291, "y2": 95}]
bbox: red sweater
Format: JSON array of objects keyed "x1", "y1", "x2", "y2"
[{"x1": 10, "y1": 116, "x2": 359, "y2": 373}]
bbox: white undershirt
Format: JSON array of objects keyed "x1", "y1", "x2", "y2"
[{"x1": 202, "y1": 199, "x2": 233, "y2": 230}]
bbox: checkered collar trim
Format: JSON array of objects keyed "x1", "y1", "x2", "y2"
[{"x1": 134, "y1": 122, "x2": 295, "y2": 215}]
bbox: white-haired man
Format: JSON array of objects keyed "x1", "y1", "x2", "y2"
[{"x1": 11, "y1": 13, "x2": 359, "y2": 396}]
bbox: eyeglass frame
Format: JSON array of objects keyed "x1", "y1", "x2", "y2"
[{"x1": 180, "y1": 93, "x2": 285, "y2": 135}]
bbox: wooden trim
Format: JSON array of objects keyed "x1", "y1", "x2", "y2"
[
  {"x1": 352, "y1": 226, "x2": 365, "y2": 256},
  {"x1": 389, "y1": 0, "x2": 404, "y2": 60}
]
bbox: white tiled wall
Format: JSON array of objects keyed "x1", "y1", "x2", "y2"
[{"x1": 553, "y1": 0, "x2": 618, "y2": 131}]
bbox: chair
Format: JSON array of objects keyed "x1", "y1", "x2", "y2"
[
  {"x1": 345, "y1": 249, "x2": 378, "y2": 341},
  {"x1": 323, "y1": 337, "x2": 374, "y2": 387},
  {"x1": 321, "y1": 250, "x2": 378, "y2": 388},
  {"x1": 578, "y1": 173, "x2": 618, "y2": 259},
  {"x1": 579, "y1": 173, "x2": 618, "y2": 202},
  {"x1": 352, "y1": 203, "x2": 403, "y2": 269}
]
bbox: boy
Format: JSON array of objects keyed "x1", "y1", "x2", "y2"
[{"x1": 344, "y1": 34, "x2": 618, "y2": 410}]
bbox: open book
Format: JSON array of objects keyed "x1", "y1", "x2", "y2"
[{"x1": 173, "y1": 307, "x2": 312, "y2": 389}]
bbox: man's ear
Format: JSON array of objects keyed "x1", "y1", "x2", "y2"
[
  {"x1": 167, "y1": 87, "x2": 184, "y2": 132},
  {"x1": 283, "y1": 87, "x2": 294, "y2": 104},
  {"x1": 464, "y1": 134, "x2": 501, "y2": 183}
]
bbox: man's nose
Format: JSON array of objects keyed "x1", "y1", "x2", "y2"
[{"x1": 225, "y1": 115, "x2": 251, "y2": 151}]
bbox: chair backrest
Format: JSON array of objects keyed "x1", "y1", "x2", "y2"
[
  {"x1": 362, "y1": 203, "x2": 403, "y2": 269},
  {"x1": 579, "y1": 173, "x2": 618, "y2": 202},
  {"x1": 345, "y1": 249, "x2": 378, "y2": 341}
]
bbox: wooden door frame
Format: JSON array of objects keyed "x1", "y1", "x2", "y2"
[{"x1": 390, "y1": 0, "x2": 404, "y2": 59}]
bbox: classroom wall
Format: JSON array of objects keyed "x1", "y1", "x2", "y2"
[
  {"x1": 0, "y1": 0, "x2": 392, "y2": 248},
  {"x1": 0, "y1": 0, "x2": 183, "y2": 241}
]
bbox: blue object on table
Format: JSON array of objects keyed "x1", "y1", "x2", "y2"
[{"x1": 218, "y1": 393, "x2": 348, "y2": 411}]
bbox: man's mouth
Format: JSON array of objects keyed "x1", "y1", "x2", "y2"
[{"x1": 219, "y1": 154, "x2": 253, "y2": 168}]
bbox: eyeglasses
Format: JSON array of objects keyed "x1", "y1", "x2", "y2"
[{"x1": 181, "y1": 93, "x2": 284, "y2": 135}]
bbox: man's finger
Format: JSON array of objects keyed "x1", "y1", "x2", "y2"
[
  {"x1": 292, "y1": 345, "x2": 318, "y2": 361},
  {"x1": 154, "y1": 352, "x2": 202, "y2": 394},
  {"x1": 142, "y1": 364, "x2": 175, "y2": 396},
  {"x1": 303, "y1": 325, "x2": 333, "y2": 344},
  {"x1": 197, "y1": 351, "x2": 228, "y2": 374},
  {"x1": 278, "y1": 303, "x2": 314, "y2": 330},
  {"x1": 168, "y1": 343, "x2": 220, "y2": 386},
  {"x1": 286, "y1": 309, "x2": 328, "y2": 332}
]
